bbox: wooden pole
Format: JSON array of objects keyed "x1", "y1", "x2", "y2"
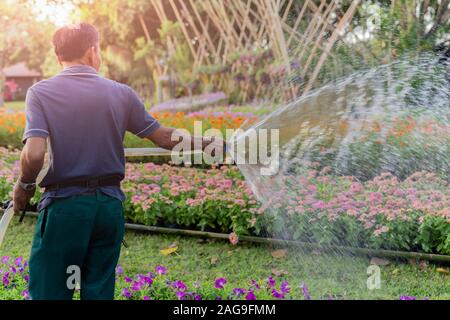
[{"x1": 303, "y1": 0, "x2": 361, "y2": 96}]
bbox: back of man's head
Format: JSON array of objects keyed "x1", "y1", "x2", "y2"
[{"x1": 53, "y1": 23, "x2": 99, "y2": 62}]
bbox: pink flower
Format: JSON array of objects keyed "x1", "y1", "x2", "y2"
[
  {"x1": 373, "y1": 226, "x2": 390, "y2": 236},
  {"x1": 229, "y1": 232, "x2": 239, "y2": 245},
  {"x1": 131, "y1": 195, "x2": 141, "y2": 204},
  {"x1": 350, "y1": 182, "x2": 363, "y2": 193},
  {"x1": 368, "y1": 192, "x2": 383, "y2": 204},
  {"x1": 320, "y1": 166, "x2": 332, "y2": 175},
  {"x1": 312, "y1": 200, "x2": 326, "y2": 210}
]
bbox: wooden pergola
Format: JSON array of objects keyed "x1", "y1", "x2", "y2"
[{"x1": 142, "y1": 0, "x2": 360, "y2": 99}]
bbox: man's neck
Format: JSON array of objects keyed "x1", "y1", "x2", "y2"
[{"x1": 62, "y1": 61, "x2": 93, "y2": 70}]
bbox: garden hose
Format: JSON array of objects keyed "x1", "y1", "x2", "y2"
[
  {"x1": 120, "y1": 223, "x2": 450, "y2": 264},
  {"x1": 0, "y1": 147, "x2": 49, "y2": 248},
  {"x1": 0, "y1": 201, "x2": 31, "y2": 247},
  {"x1": 4, "y1": 211, "x2": 449, "y2": 264},
  {"x1": 0, "y1": 202, "x2": 14, "y2": 247}
]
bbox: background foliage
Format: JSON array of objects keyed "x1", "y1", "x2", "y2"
[{"x1": 1, "y1": 0, "x2": 448, "y2": 106}]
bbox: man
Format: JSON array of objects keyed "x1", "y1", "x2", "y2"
[{"x1": 12, "y1": 23, "x2": 223, "y2": 300}]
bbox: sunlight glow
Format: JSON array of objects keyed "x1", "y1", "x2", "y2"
[{"x1": 30, "y1": 0, "x2": 78, "y2": 27}]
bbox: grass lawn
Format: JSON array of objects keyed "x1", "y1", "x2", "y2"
[
  {"x1": 3, "y1": 101, "x2": 25, "y2": 111},
  {"x1": 1, "y1": 215, "x2": 449, "y2": 300}
]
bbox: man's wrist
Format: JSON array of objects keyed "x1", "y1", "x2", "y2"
[
  {"x1": 19, "y1": 175, "x2": 36, "y2": 184},
  {"x1": 17, "y1": 179, "x2": 37, "y2": 191}
]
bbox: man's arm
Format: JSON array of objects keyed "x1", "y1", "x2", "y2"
[
  {"x1": 13, "y1": 137, "x2": 46, "y2": 213},
  {"x1": 125, "y1": 87, "x2": 225, "y2": 153},
  {"x1": 146, "y1": 126, "x2": 224, "y2": 152}
]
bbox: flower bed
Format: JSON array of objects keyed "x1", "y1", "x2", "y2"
[
  {"x1": 0, "y1": 148, "x2": 448, "y2": 255},
  {"x1": 123, "y1": 163, "x2": 259, "y2": 234},
  {"x1": 1, "y1": 108, "x2": 448, "y2": 179},
  {"x1": 0, "y1": 256, "x2": 425, "y2": 300},
  {"x1": 0, "y1": 110, "x2": 258, "y2": 150},
  {"x1": 0, "y1": 110, "x2": 25, "y2": 149},
  {"x1": 285, "y1": 116, "x2": 450, "y2": 181},
  {"x1": 257, "y1": 166, "x2": 449, "y2": 254}
]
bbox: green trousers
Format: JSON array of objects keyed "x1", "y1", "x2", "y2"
[{"x1": 28, "y1": 191, "x2": 125, "y2": 300}]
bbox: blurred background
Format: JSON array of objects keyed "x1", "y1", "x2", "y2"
[{"x1": 1, "y1": 0, "x2": 449, "y2": 108}]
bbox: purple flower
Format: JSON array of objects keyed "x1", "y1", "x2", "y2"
[
  {"x1": 24, "y1": 275, "x2": 29, "y2": 283},
  {"x1": 246, "y1": 290, "x2": 256, "y2": 300},
  {"x1": 301, "y1": 283, "x2": 311, "y2": 300},
  {"x1": 1, "y1": 256, "x2": 10, "y2": 265},
  {"x1": 400, "y1": 296, "x2": 416, "y2": 300},
  {"x1": 10, "y1": 266, "x2": 16, "y2": 274},
  {"x1": 122, "y1": 288, "x2": 132, "y2": 299},
  {"x1": 155, "y1": 266, "x2": 167, "y2": 275},
  {"x1": 2, "y1": 273, "x2": 10, "y2": 287},
  {"x1": 143, "y1": 296, "x2": 151, "y2": 300},
  {"x1": 124, "y1": 276, "x2": 133, "y2": 283},
  {"x1": 176, "y1": 291, "x2": 186, "y2": 300},
  {"x1": 281, "y1": 280, "x2": 290, "y2": 294},
  {"x1": 132, "y1": 281, "x2": 142, "y2": 291},
  {"x1": 194, "y1": 294, "x2": 202, "y2": 300},
  {"x1": 250, "y1": 280, "x2": 260, "y2": 290},
  {"x1": 233, "y1": 288, "x2": 245, "y2": 297},
  {"x1": 267, "y1": 276, "x2": 276, "y2": 288},
  {"x1": 14, "y1": 257, "x2": 23, "y2": 267},
  {"x1": 173, "y1": 280, "x2": 187, "y2": 291},
  {"x1": 143, "y1": 276, "x2": 154, "y2": 286},
  {"x1": 138, "y1": 274, "x2": 153, "y2": 286},
  {"x1": 116, "y1": 265, "x2": 124, "y2": 276},
  {"x1": 214, "y1": 278, "x2": 227, "y2": 289},
  {"x1": 272, "y1": 289, "x2": 285, "y2": 299},
  {"x1": 21, "y1": 289, "x2": 30, "y2": 300}
]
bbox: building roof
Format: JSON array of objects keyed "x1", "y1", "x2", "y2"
[{"x1": 3, "y1": 62, "x2": 41, "y2": 78}]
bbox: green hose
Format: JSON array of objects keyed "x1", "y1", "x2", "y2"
[{"x1": 10, "y1": 211, "x2": 450, "y2": 264}]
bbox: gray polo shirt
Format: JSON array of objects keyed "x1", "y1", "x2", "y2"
[{"x1": 23, "y1": 65, "x2": 160, "y2": 211}]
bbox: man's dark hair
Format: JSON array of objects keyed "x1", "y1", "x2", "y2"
[{"x1": 53, "y1": 23, "x2": 99, "y2": 62}]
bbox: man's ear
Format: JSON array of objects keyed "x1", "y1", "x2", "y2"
[{"x1": 87, "y1": 46, "x2": 96, "y2": 64}]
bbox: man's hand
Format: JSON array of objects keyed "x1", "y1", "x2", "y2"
[
  {"x1": 147, "y1": 126, "x2": 227, "y2": 154},
  {"x1": 205, "y1": 136, "x2": 227, "y2": 157},
  {"x1": 13, "y1": 182, "x2": 36, "y2": 214}
]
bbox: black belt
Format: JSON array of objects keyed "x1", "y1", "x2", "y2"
[{"x1": 45, "y1": 175, "x2": 122, "y2": 192}]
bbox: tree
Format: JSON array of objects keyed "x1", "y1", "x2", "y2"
[
  {"x1": 343, "y1": 0, "x2": 450, "y2": 66},
  {"x1": 0, "y1": 0, "x2": 53, "y2": 106}
]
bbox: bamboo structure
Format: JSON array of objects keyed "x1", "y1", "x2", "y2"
[{"x1": 145, "y1": 0, "x2": 361, "y2": 99}]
